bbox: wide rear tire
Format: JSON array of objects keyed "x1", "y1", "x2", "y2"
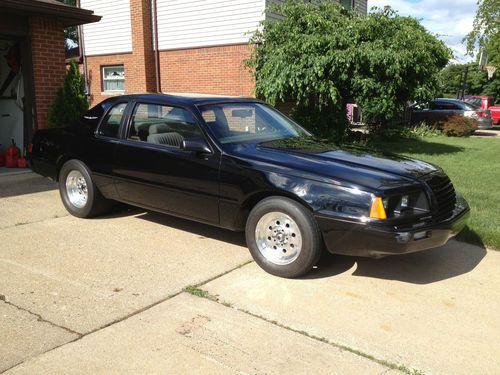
[{"x1": 59, "y1": 159, "x2": 113, "y2": 218}]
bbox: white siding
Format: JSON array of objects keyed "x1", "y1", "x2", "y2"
[
  {"x1": 157, "y1": 0, "x2": 265, "y2": 50},
  {"x1": 81, "y1": 0, "x2": 132, "y2": 56}
]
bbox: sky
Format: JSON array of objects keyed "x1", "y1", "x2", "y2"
[{"x1": 368, "y1": 0, "x2": 478, "y2": 63}]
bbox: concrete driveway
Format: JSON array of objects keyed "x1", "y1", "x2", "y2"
[{"x1": 1, "y1": 173, "x2": 499, "y2": 374}]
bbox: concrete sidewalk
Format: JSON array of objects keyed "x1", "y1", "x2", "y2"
[{"x1": 1, "y1": 174, "x2": 498, "y2": 374}]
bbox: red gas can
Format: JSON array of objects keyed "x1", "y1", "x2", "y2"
[
  {"x1": 5, "y1": 139, "x2": 20, "y2": 168},
  {"x1": 17, "y1": 157, "x2": 27, "y2": 168}
]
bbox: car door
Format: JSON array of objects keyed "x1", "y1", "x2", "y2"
[
  {"x1": 430, "y1": 101, "x2": 462, "y2": 122},
  {"x1": 84, "y1": 100, "x2": 131, "y2": 200},
  {"x1": 113, "y1": 100, "x2": 220, "y2": 224}
]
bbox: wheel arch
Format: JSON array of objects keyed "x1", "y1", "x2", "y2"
[
  {"x1": 234, "y1": 190, "x2": 314, "y2": 231},
  {"x1": 56, "y1": 154, "x2": 82, "y2": 181}
]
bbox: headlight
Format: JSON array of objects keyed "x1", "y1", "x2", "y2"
[{"x1": 381, "y1": 191, "x2": 430, "y2": 218}]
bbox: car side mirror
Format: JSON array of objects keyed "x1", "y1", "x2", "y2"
[{"x1": 181, "y1": 137, "x2": 212, "y2": 155}]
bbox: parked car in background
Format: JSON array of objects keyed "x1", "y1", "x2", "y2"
[
  {"x1": 464, "y1": 95, "x2": 500, "y2": 125},
  {"x1": 409, "y1": 98, "x2": 493, "y2": 129},
  {"x1": 28, "y1": 94, "x2": 469, "y2": 278}
]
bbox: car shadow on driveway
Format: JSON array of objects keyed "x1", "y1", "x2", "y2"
[
  {"x1": 305, "y1": 240, "x2": 487, "y2": 284},
  {"x1": 98, "y1": 207, "x2": 486, "y2": 284},
  {"x1": 98, "y1": 206, "x2": 247, "y2": 248}
]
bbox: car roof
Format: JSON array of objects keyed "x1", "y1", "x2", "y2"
[
  {"x1": 102, "y1": 93, "x2": 260, "y2": 107},
  {"x1": 434, "y1": 98, "x2": 464, "y2": 102}
]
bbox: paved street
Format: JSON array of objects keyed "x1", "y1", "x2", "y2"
[{"x1": 1, "y1": 173, "x2": 499, "y2": 374}]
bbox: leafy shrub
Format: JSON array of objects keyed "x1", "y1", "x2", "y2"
[
  {"x1": 48, "y1": 61, "x2": 88, "y2": 128},
  {"x1": 410, "y1": 122, "x2": 442, "y2": 137},
  {"x1": 441, "y1": 116, "x2": 478, "y2": 137}
]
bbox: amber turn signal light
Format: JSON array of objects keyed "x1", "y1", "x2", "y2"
[{"x1": 370, "y1": 196, "x2": 387, "y2": 220}]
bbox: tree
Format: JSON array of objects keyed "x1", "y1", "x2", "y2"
[
  {"x1": 48, "y1": 61, "x2": 88, "y2": 128},
  {"x1": 247, "y1": 1, "x2": 451, "y2": 140},
  {"x1": 57, "y1": 0, "x2": 79, "y2": 52},
  {"x1": 459, "y1": 0, "x2": 500, "y2": 100},
  {"x1": 352, "y1": 8, "x2": 450, "y2": 125},
  {"x1": 439, "y1": 63, "x2": 500, "y2": 100},
  {"x1": 466, "y1": 0, "x2": 500, "y2": 60}
]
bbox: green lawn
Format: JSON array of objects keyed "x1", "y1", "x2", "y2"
[{"x1": 371, "y1": 135, "x2": 500, "y2": 250}]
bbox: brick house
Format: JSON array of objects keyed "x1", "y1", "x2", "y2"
[
  {"x1": 0, "y1": 0, "x2": 99, "y2": 165},
  {"x1": 81, "y1": 0, "x2": 368, "y2": 107}
]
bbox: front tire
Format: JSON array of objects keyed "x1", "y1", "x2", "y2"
[
  {"x1": 59, "y1": 159, "x2": 112, "y2": 218},
  {"x1": 246, "y1": 197, "x2": 322, "y2": 278}
]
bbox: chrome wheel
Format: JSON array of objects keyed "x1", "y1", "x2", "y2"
[
  {"x1": 255, "y1": 212, "x2": 303, "y2": 266},
  {"x1": 65, "y1": 170, "x2": 88, "y2": 209}
]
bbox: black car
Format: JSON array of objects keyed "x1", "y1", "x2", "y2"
[{"x1": 29, "y1": 94, "x2": 470, "y2": 278}]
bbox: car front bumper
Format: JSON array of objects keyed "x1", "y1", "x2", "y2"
[{"x1": 315, "y1": 199, "x2": 470, "y2": 258}]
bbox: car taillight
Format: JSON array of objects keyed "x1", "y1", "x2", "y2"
[{"x1": 476, "y1": 111, "x2": 487, "y2": 118}]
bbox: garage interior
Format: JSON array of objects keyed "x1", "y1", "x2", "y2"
[
  {"x1": 0, "y1": 37, "x2": 30, "y2": 176},
  {"x1": 0, "y1": 0, "x2": 100, "y2": 178}
]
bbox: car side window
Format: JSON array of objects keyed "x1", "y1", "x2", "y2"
[
  {"x1": 432, "y1": 102, "x2": 461, "y2": 110},
  {"x1": 98, "y1": 102, "x2": 127, "y2": 138},
  {"x1": 128, "y1": 103, "x2": 201, "y2": 149}
]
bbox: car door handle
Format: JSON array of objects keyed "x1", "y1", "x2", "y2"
[{"x1": 1, "y1": 114, "x2": 10, "y2": 117}]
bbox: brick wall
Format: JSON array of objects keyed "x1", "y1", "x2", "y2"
[
  {"x1": 86, "y1": 0, "x2": 157, "y2": 107},
  {"x1": 29, "y1": 16, "x2": 66, "y2": 129},
  {"x1": 86, "y1": 53, "x2": 133, "y2": 106},
  {"x1": 159, "y1": 44, "x2": 255, "y2": 97},
  {"x1": 129, "y1": 0, "x2": 156, "y2": 93},
  {"x1": 86, "y1": 31, "x2": 255, "y2": 106}
]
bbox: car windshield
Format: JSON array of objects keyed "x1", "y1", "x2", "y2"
[{"x1": 198, "y1": 102, "x2": 310, "y2": 144}]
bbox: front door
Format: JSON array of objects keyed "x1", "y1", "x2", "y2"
[{"x1": 113, "y1": 101, "x2": 220, "y2": 224}]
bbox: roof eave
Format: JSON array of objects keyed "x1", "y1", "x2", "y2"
[{"x1": 0, "y1": 0, "x2": 101, "y2": 26}]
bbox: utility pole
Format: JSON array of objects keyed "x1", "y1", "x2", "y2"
[{"x1": 457, "y1": 65, "x2": 469, "y2": 100}]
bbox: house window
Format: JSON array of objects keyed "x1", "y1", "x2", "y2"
[{"x1": 102, "y1": 65, "x2": 125, "y2": 93}]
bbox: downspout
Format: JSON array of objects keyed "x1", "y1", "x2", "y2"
[
  {"x1": 151, "y1": 0, "x2": 161, "y2": 93},
  {"x1": 76, "y1": 0, "x2": 90, "y2": 97},
  {"x1": 79, "y1": 26, "x2": 89, "y2": 96}
]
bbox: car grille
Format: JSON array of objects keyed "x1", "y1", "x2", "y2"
[{"x1": 425, "y1": 173, "x2": 457, "y2": 222}]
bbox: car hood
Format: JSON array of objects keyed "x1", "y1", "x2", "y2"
[{"x1": 223, "y1": 137, "x2": 438, "y2": 190}]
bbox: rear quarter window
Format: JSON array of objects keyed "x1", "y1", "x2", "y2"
[{"x1": 98, "y1": 102, "x2": 127, "y2": 138}]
